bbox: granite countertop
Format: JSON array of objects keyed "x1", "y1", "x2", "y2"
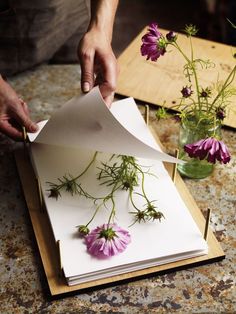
[{"x1": 0, "y1": 64, "x2": 235, "y2": 313}]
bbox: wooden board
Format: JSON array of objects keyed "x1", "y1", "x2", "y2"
[
  {"x1": 117, "y1": 28, "x2": 236, "y2": 128},
  {"x1": 14, "y1": 136, "x2": 225, "y2": 296}
]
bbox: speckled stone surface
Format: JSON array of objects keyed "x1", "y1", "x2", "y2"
[{"x1": 1, "y1": 64, "x2": 235, "y2": 313}]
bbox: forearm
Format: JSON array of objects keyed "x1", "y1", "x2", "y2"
[{"x1": 88, "y1": 0, "x2": 119, "y2": 42}]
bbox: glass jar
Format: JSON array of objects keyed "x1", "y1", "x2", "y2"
[{"x1": 177, "y1": 118, "x2": 221, "y2": 179}]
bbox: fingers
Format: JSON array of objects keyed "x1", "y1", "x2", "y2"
[
  {"x1": 77, "y1": 33, "x2": 118, "y2": 106},
  {"x1": 0, "y1": 102, "x2": 38, "y2": 140},
  {"x1": 19, "y1": 98, "x2": 29, "y2": 116},
  {"x1": 0, "y1": 78, "x2": 38, "y2": 140},
  {"x1": 9, "y1": 100, "x2": 38, "y2": 133},
  {"x1": 12, "y1": 109, "x2": 38, "y2": 133},
  {"x1": 0, "y1": 119, "x2": 23, "y2": 140},
  {"x1": 96, "y1": 54, "x2": 118, "y2": 107},
  {"x1": 78, "y1": 49, "x2": 95, "y2": 93},
  {"x1": 103, "y1": 92, "x2": 115, "y2": 108}
]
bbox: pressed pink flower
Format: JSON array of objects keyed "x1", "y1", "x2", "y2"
[
  {"x1": 141, "y1": 22, "x2": 167, "y2": 61},
  {"x1": 85, "y1": 224, "x2": 131, "y2": 258},
  {"x1": 184, "y1": 137, "x2": 231, "y2": 164}
]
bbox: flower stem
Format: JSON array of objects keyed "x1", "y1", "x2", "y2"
[
  {"x1": 209, "y1": 65, "x2": 236, "y2": 110},
  {"x1": 173, "y1": 40, "x2": 201, "y2": 111},
  {"x1": 130, "y1": 161, "x2": 149, "y2": 204},
  {"x1": 107, "y1": 182, "x2": 121, "y2": 226},
  {"x1": 48, "y1": 151, "x2": 98, "y2": 194},
  {"x1": 74, "y1": 151, "x2": 98, "y2": 181},
  {"x1": 86, "y1": 202, "x2": 103, "y2": 227},
  {"x1": 129, "y1": 187, "x2": 140, "y2": 211},
  {"x1": 189, "y1": 36, "x2": 201, "y2": 110}
]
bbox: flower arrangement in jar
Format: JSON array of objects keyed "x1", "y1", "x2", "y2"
[{"x1": 141, "y1": 22, "x2": 236, "y2": 178}]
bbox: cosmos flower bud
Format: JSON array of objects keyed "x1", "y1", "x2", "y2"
[
  {"x1": 149, "y1": 211, "x2": 165, "y2": 222},
  {"x1": 166, "y1": 31, "x2": 177, "y2": 42},
  {"x1": 215, "y1": 107, "x2": 226, "y2": 120},
  {"x1": 130, "y1": 210, "x2": 149, "y2": 223},
  {"x1": 200, "y1": 87, "x2": 211, "y2": 98},
  {"x1": 181, "y1": 86, "x2": 193, "y2": 98},
  {"x1": 48, "y1": 187, "x2": 61, "y2": 199},
  {"x1": 78, "y1": 225, "x2": 90, "y2": 236},
  {"x1": 184, "y1": 24, "x2": 198, "y2": 37}
]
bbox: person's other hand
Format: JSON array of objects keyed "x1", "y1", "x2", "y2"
[
  {"x1": 0, "y1": 76, "x2": 38, "y2": 140},
  {"x1": 78, "y1": 29, "x2": 118, "y2": 107}
]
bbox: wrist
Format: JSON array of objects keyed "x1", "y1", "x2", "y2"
[
  {"x1": 86, "y1": 25, "x2": 111, "y2": 44},
  {"x1": 89, "y1": 0, "x2": 118, "y2": 43}
]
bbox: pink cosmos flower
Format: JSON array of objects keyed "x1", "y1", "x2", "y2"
[
  {"x1": 184, "y1": 137, "x2": 231, "y2": 164},
  {"x1": 85, "y1": 224, "x2": 131, "y2": 258},
  {"x1": 141, "y1": 23, "x2": 166, "y2": 61}
]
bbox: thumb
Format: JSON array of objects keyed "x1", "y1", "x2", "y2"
[{"x1": 80, "y1": 52, "x2": 95, "y2": 93}]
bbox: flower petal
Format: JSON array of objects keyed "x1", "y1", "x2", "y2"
[
  {"x1": 140, "y1": 23, "x2": 166, "y2": 61},
  {"x1": 184, "y1": 137, "x2": 230, "y2": 165},
  {"x1": 85, "y1": 224, "x2": 131, "y2": 259},
  {"x1": 217, "y1": 141, "x2": 231, "y2": 164}
]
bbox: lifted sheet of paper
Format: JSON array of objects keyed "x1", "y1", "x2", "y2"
[{"x1": 28, "y1": 87, "x2": 181, "y2": 163}]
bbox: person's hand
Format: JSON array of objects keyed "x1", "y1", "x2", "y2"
[
  {"x1": 78, "y1": 29, "x2": 118, "y2": 107},
  {"x1": 0, "y1": 76, "x2": 38, "y2": 140}
]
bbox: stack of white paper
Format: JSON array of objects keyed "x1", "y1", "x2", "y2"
[{"x1": 29, "y1": 87, "x2": 207, "y2": 286}]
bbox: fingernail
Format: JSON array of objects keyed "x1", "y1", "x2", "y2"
[{"x1": 83, "y1": 82, "x2": 90, "y2": 93}]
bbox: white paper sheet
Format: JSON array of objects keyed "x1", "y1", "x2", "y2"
[
  {"x1": 28, "y1": 89, "x2": 207, "y2": 285},
  {"x1": 30, "y1": 144, "x2": 207, "y2": 285},
  {"x1": 28, "y1": 87, "x2": 182, "y2": 163}
]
